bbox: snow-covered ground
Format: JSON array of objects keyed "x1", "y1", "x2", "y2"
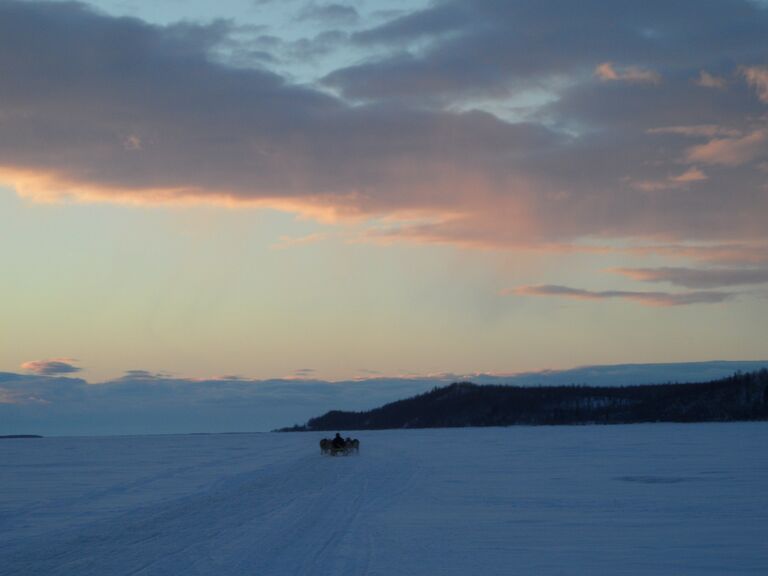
[{"x1": 1, "y1": 424, "x2": 767, "y2": 575}]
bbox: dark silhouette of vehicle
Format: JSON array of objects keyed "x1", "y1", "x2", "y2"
[{"x1": 319, "y1": 433, "x2": 360, "y2": 456}]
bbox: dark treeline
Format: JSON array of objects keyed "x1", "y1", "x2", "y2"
[{"x1": 281, "y1": 369, "x2": 768, "y2": 431}]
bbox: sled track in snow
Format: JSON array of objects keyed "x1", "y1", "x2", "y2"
[{"x1": 0, "y1": 436, "x2": 421, "y2": 576}]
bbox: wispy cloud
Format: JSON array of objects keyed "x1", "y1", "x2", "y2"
[
  {"x1": 611, "y1": 266, "x2": 768, "y2": 288},
  {"x1": 631, "y1": 167, "x2": 708, "y2": 191},
  {"x1": 623, "y1": 243, "x2": 768, "y2": 265},
  {"x1": 292, "y1": 368, "x2": 317, "y2": 378},
  {"x1": 595, "y1": 62, "x2": 661, "y2": 84},
  {"x1": 695, "y1": 70, "x2": 726, "y2": 89},
  {"x1": 671, "y1": 167, "x2": 708, "y2": 183},
  {"x1": 685, "y1": 129, "x2": 767, "y2": 166},
  {"x1": 296, "y1": 3, "x2": 359, "y2": 25},
  {"x1": 357, "y1": 368, "x2": 382, "y2": 376},
  {"x1": 510, "y1": 285, "x2": 733, "y2": 306},
  {"x1": 117, "y1": 370, "x2": 172, "y2": 380},
  {"x1": 271, "y1": 233, "x2": 329, "y2": 250},
  {"x1": 20, "y1": 359, "x2": 81, "y2": 376},
  {"x1": 647, "y1": 125, "x2": 741, "y2": 138},
  {"x1": 741, "y1": 65, "x2": 768, "y2": 103}
]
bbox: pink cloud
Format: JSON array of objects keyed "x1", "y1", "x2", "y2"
[
  {"x1": 21, "y1": 358, "x2": 82, "y2": 375},
  {"x1": 741, "y1": 66, "x2": 768, "y2": 102},
  {"x1": 631, "y1": 167, "x2": 708, "y2": 191},
  {"x1": 671, "y1": 167, "x2": 707, "y2": 183},
  {"x1": 685, "y1": 129, "x2": 767, "y2": 166},
  {"x1": 595, "y1": 62, "x2": 661, "y2": 84}
]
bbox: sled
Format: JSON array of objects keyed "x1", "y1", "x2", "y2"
[{"x1": 319, "y1": 438, "x2": 360, "y2": 456}]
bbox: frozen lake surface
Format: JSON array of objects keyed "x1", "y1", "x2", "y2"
[{"x1": 1, "y1": 423, "x2": 767, "y2": 575}]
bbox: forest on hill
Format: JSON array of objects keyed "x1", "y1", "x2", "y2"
[{"x1": 281, "y1": 369, "x2": 768, "y2": 431}]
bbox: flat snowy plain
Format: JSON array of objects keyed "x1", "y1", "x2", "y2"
[{"x1": 1, "y1": 424, "x2": 767, "y2": 575}]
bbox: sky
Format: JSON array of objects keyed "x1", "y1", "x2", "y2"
[{"x1": 1, "y1": 0, "x2": 768, "y2": 425}]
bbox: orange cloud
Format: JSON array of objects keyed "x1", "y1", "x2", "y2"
[
  {"x1": 685, "y1": 129, "x2": 767, "y2": 166},
  {"x1": 0, "y1": 166, "x2": 199, "y2": 206},
  {"x1": 595, "y1": 62, "x2": 661, "y2": 84},
  {"x1": 0, "y1": 166, "x2": 368, "y2": 224},
  {"x1": 672, "y1": 167, "x2": 707, "y2": 183},
  {"x1": 631, "y1": 167, "x2": 708, "y2": 191}
]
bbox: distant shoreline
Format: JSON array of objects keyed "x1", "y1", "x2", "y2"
[
  {"x1": 0, "y1": 435, "x2": 43, "y2": 439},
  {"x1": 283, "y1": 369, "x2": 768, "y2": 432}
]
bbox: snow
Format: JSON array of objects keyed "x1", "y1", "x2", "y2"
[{"x1": 1, "y1": 423, "x2": 767, "y2": 575}]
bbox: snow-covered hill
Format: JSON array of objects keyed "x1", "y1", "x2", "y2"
[{"x1": 2, "y1": 424, "x2": 767, "y2": 575}]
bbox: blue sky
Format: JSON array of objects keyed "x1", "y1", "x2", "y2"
[{"x1": 1, "y1": 0, "x2": 767, "y2": 421}]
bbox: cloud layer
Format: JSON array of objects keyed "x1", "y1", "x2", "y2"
[
  {"x1": 2, "y1": 361, "x2": 766, "y2": 434},
  {"x1": 0, "y1": 0, "x2": 766, "y2": 254}
]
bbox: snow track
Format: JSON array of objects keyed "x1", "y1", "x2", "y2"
[{"x1": 2, "y1": 425, "x2": 768, "y2": 575}]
